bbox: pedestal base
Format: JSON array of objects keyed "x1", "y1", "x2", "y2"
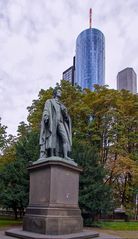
[
  {"x1": 23, "y1": 206, "x2": 83, "y2": 235},
  {"x1": 6, "y1": 228, "x2": 99, "y2": 239},
  {"x1": 23, "y1": 157, "x2": 83, "y2": 235}
]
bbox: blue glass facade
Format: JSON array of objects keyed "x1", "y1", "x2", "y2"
[{"x1": 75, "y1": 28, "x2": 105, "y2": 91}]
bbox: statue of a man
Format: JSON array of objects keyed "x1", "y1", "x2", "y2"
[{"x1": 39, "y1": 88, "x2": 72, "y2": 160}]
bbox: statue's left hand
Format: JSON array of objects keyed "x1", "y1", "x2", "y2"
[
  {"x1": 61, "y1": 105, "x2": 67, "y2": 113},
  {"x1": 44, "y1": 115, "x2": 49, "y2": 123}
]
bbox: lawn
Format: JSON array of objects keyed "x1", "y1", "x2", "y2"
[
  {"x1": 0, "y1": 218, "x2": 22, "y2": 228},
  {"x1": 96, "y1": 221, "x2": 138, "y2": 230}
]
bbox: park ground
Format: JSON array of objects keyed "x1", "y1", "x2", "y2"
[
  {"x1": 0, "y1": 219, "x2": 138, "y2": 239},
  {"x1": 86, "y1": 221, "x2": 138, "y2": 239},
  {"x1": 89, "y1": 228, "x2": 138, "y2": 239}
]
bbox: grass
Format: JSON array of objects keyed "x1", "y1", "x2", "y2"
[
  {"x1": 0, "y1": 218, "x2": 22, "y2": 228},
  {"x1": 95, "y1": 221, "x2": 138, "y2": 230}
]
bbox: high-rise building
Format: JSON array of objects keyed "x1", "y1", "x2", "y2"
[
  {"x1": 117, "y1": 67, "x2": 137, "y2": 94},
  {"x1": 62, "y1": 57, "x2": 75, "y2": 85},
  {"x1": 75, "y1": 28, "x2": 105, "y2": 90},
  {"x1": 62, "y1": 9, "x2": 105, "y2": 91}
]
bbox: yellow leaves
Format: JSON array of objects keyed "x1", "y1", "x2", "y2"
[{"x1": 106, "y1": 155, "x2": 138, "y2": 186}]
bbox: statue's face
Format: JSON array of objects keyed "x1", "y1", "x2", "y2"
[{"x1": 56, "y1": 89, "x2": 62, "y2": 98}]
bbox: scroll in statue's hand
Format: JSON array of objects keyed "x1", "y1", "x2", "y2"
[
  {"x1": 61, "y1": 105, "x2": 67, "y2": 114},
  {"x1": 44, "y1": 115, "x2": 49, "y2": 124}
]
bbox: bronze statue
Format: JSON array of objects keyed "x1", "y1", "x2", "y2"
[{"x1": 39, "y1": 88, "x2": 72, "y2": 160}]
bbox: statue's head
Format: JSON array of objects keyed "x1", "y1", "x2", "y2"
[{"x1": 53, "y1": 87, "x2": 62, "y2": 98}]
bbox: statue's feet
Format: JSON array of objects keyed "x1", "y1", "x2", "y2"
[
  {"x1": 39, "y1": 152, "x2": 46, "y2": 159},
  {"x1": 65, "y1": 156, "x2": 73, "y2": 161}
]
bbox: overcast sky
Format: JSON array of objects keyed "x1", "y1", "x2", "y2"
[{"x1": 0, "y1": 0, "x2": 138, "y2": 136}]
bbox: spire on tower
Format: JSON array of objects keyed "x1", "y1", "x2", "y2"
[{"x1": 89, "y1": 8, "x2": 92, "y2": 28}]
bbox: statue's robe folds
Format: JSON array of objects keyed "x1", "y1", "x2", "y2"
[{"x1": 39, "y1": 99, "x2": 72, "y2": 156}]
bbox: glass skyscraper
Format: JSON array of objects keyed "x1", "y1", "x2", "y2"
[{"x1": 75, "y1": 28, "x2": 105, "y2": 91}]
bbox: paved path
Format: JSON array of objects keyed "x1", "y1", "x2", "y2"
[{"x1": 0, "y1": 227, "x2": 122, "y2": 239}]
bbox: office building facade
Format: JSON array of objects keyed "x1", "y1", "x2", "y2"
[
  {"x1": 75, "y1": 28, "x2": 105, "y2": 91},
  {"x1": 62, "y1": 57, "x2": 75, "y2": 85},
  {"x1": 117, "y1": 67, "x2": 137, "y2": 94}
]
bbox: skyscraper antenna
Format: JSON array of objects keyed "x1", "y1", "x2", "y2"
[{"x1": 89, "y1": 8, "x2": 92, "y2": 28}]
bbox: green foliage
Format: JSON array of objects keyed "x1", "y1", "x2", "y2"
[
  {"x1": 72, "y1": 140, "x2": 112, "y2": 222},
  {"x1": 16, "y1": 129, "x2": 39, "y2": 162},
  {"x1": 96, "y1": 221, "x2": 138, "y2": 230},
  {"x1": 0, "y1": 130, "x2": 39, "y2": 218},
  {"x1": 17, "y1": 121, "x2": 30, "y2": 138},
  {"x1": 0, "y1": 117, "x2": 7, "y2": 152},
  {"x1": 0, "y1": 119, "x2": 16, "y2": 170},
  {"x1": 0, "y1": 158, "x2": 29, "y2": 219},
  {"x1": 0, "y1": 218, "x2": 22, "y2": 227},
  {"x1": 27, "y1": 88, "x2": 53, "y2": 131}
]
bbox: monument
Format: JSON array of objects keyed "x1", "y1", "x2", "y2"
[
  {"x1": 6, "y1": 88, "x2": 99, "y2": 238},
  {"x1": 39, "y1": 87, "x2": 72, "y2": 160}
]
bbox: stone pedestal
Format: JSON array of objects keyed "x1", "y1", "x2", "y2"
[
  {"x1": 6, "y1": 157, "x2": 99, "y2": 238},
  {"x1": 23, "y1": 157, "x2": 83, "y2": 235}
]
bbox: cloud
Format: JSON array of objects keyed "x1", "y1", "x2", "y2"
[{"x1": 0, "y1": 0, "x2": 137, "y2": 135}]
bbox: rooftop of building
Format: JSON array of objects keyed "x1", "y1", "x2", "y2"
[
  {"x1": 76, "y1": 27, "x2": 105, "y2": 40},
  {"x1": 117, "y1": 67, "x2": 136, "y2": 75}
]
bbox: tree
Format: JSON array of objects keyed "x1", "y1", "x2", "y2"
[
  {"x1": 105, "y1": 155, "x2": 138, "y2": 217},
  {"x1": 0, "y1": 142, "x2": 16, "y2": 170},
  {"x1": 27, "y1": 88, "x2": 54, "y2": 131},
  {"x1": 0, "y1": 130, "x2": 39, "y2": 218},
  {"x1": 0, "y1": 119, "x2": 16, "y2": 170},
  {"x1": 72, "y1": 140, "x2": 112, "y2": 223},
  {"x1": 26, "y1": 82, "x2": 138, "y2": 216},
  {"x1": 17, "y1": 121, "x2": 30, "y2": 138},
  {"x1": 16, "y1": 129, "x2": 39, "y2": 163},
  {"x1": 0, "y1": 157, "x2": 29, "y2": 219},
  {"x1": 1, "y1": 81, "x2": 136, "y2": 218},
  {"x1": 0, "y1": 117, "x2": 7, "y2": 153}
]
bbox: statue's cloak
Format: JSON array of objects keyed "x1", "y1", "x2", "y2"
[{"x1": 39, "y1": 99, "x2": 72, "y2": 155}]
